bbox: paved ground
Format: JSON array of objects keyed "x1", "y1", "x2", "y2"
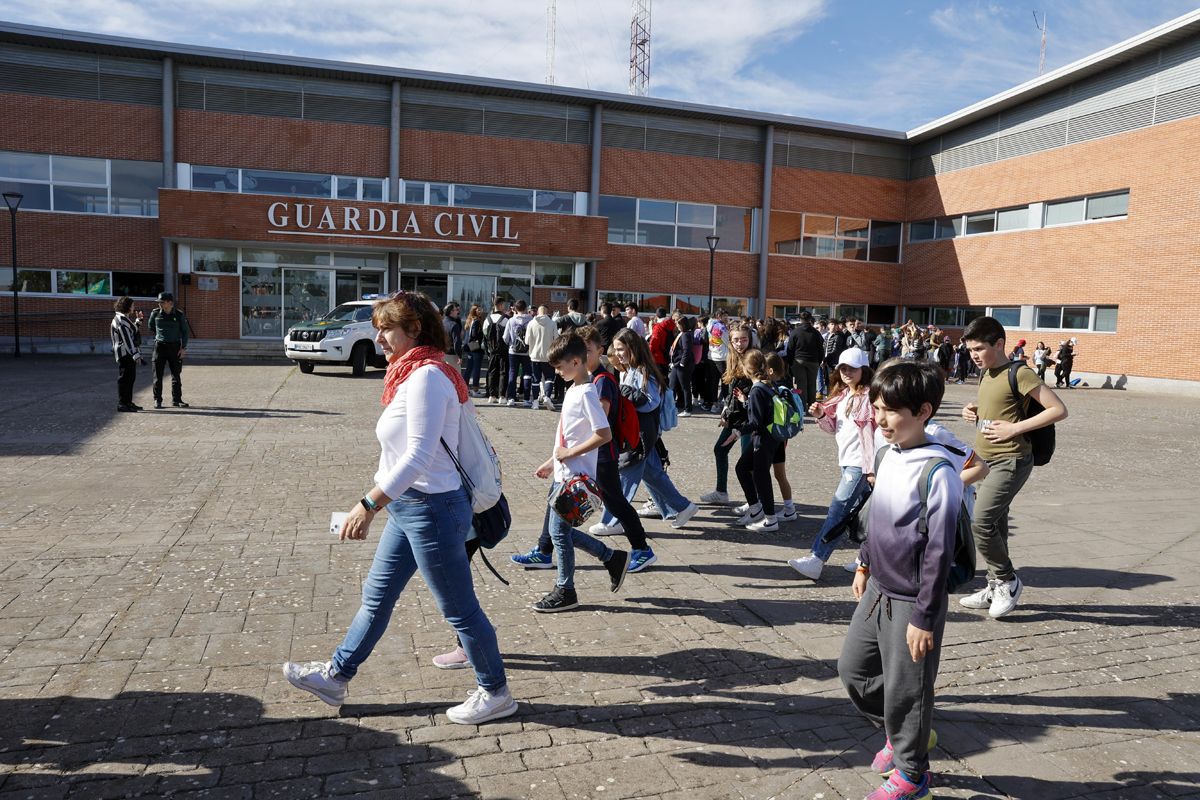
[{"x1": 0, "y1": 355, "x2": 1197, "y2": 800}]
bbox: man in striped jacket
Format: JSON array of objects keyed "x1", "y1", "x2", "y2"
[{"x1": 110, "y1": 296, "x2": 145, "y2": 413}]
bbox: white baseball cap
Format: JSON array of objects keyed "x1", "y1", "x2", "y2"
[{"x1": 837, "y1": 348, "x2": 870, "y2": 369}]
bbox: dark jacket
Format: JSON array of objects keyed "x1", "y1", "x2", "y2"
[
  {"x1": 670, "y1": 329, "x2": 694, "y2": 368},
  {"x1": 598, "y1": 316, "x2": 626, "y2": 349},
  {"x1": 738, "y1": 381, "x2": 775, "y2": 438},
  {"x1": 786, "y1": 323, "x2": 825, "y2": 362},
  {"x1": 148, "y1": 308, "x2": 189, "y2": 347}
]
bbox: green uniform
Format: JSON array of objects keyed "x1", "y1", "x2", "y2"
[{"x1": 148, "y1": 308, "x2": 189, "y2": 347}]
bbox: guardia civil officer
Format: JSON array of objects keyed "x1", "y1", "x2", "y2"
[{"x1": 147, "y1": 292, "x2": 190, "y2": 408}]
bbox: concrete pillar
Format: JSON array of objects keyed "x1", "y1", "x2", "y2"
[
  {"x1": 388, "y1": 81, "x2": 402, "y2": 291},
  {"x1": 585, "y1": 103, "x2": 603, "y2": 310},
  {"x1": 755, "y1": 125, "x2": 774, "y2": 317}
]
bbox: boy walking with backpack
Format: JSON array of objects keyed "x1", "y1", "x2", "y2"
[
  {"x1": 838, "y1": 361, "x2": 967, "y2": 800},
  {"x1": 529, "y1": 333, "x2": 630, "y2": 612},
  {"x1": 483, "y1": 299, "x2": 509, "y2": 404},
  {"x1": 511, "y1": 326, "x2": 657, "y2": 573},
  {"x1": 959, "y1": 316, "x2": 1067, "y2": 619},
  {"x1": 504, "y1": 300, "x2": 534, "y2": 407}
]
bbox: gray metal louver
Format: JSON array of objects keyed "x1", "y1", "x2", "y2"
[
  {"x1": 1157, "y1": 37, "x2": 1200, "y2": 93},
  {"x1": 98, "y1": 73, "x2": 160, "y2": 105},
  {"x1": 566, "y1": 118, "x2": 591, "y2": 144},
  {"x1": 400, "y1": 102, "x2": 484, "y2": 135},
  {"x1": 204, "y1": 84, "x2": 246, "y2": 114},
  {"x1": 853, "y1": 154, "x2": 909, "y2": 180},
  {"x1": 995, "y1": 120, "x2": 1067, "y2": 160},
  {"x1": 484, "y1": 110, "x2": 568, "y2": 142},
  {"x1": 1066, "y1": 97, "x2": 1153, "y2": 144},
  {"x1": 303, "y1": 94, "x2": 389, "y2": 125},
  {"x1": 940, "y1": 114, "x2": 999, "y2": 149},
  {"x1": 646, "y1": 128, "x2": 718, "y2": 158},
  {"x1": 908, "y1": 155, "x2": 937, "y2": 179},
  {"x1": 601, "y1": 123, "x2": 646, "y2": 150},
  {"x1": 771, "y1": 142, "x2": 788, "y2": 166},
  {"x1": 937, "y1": 139, "x2": 996, "y2": 172},
  {"x1": 718, "y1": 137, "x2": 762, "y2": 163},
  {"x1": 997, "y1": 87, "x2": 1072, "y2": 136},
  {"x1": 1068, "y1": 53, "x2": 1158, "y2": 118},
  {"x1": 0, "y1": 64, "x2": 98, "y2": 101},
  {"x1": 788, "y1": 146, "x2": 853, "y2": 174},
  {"x1": 1154, "y1": 83, "x2": 1200, "y2": 123},
  {"x1": 176, "y1": 81, "x2": 205, "y2": 110},
  {"x1": 244, "y1": 87, "x2": 302, "y2": 118}
]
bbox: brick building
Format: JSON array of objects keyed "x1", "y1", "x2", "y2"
[{"x1": 1, "y1": 12, "x2": 1199, "y2": 387}]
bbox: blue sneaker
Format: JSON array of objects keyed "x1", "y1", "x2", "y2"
[
  {"x1": 627, "y1": 549, "x2": 657, "y2": 573},
  {"x1": 510, "y1": 549, "x2": 555, "y2": 569}
]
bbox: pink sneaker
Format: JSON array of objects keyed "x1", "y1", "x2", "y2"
[
  {"x1": 864, "y1": 769, "x2": 932, "y2": 800},
  {"x1": 871, "y1": 730, "x2": 938, "y2": 775},
  {"x1": 432, "y1": 645, "x2": 470, "y2": 670}
]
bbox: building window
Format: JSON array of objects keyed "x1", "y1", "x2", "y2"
[
  {"x1": 1045, "y1": 190, "x2": 1128, "y2": 227},
  {"x1": 996, "y1": 206, "x2": 1028, "y2": 231},
  {"x1": 1086, "y1": 192, "x2": 1128, "y2": 220},
  {"x1": 908, "y1": 219, "x2": 936, "y2": 242},
  {"x1": 193, "y1": 246, "x2": 239, "y2": 274},
  {"x1": 533, "y1": 263, "x2": 573, "y2": 287},
  {"x1": 401, "y1": 181, "x2": 574, "y2": 215},
  {"x1": 934, "y1": 216, "x2": 961, "y2": 240},
  {"x1": 868, "y1": 222, "x2": 902, "y2": 263},
  {"x1": 56, "y1": 270, "x2": 110, "y2": 295},
  {"x1": 835, "y1": 304, "x2": 866, "y2": 320},
  {"x1": 0, "y1": 268, "x2": 53, "y2": 293},
  {"x1": 989, "y1": 307, "x2": 1021, "y2": 327},
  {"x1": 1036, "y1": 305, "x2": 1096, "y2": 331},
  {"x1": 112, "y1": 271, "x2": 164, "y2": 298},
  {"x1": 192, "y1": 165, "x2": 389, "y2": 202},
  {"x1": 454, "y1": 184, "x2": 534, "y2": 212},
  {"x1": 1043, "y1": 198, "x2": 1086, "y2": 227},
  {"x1": 964, "y1": 211, "x2": 996, "y2": 235},
  {"x1": 0, "y1": 151, "x2": 160, "y2": 218},
  {"x1": 866, "y1": 305, "x2": 897, "y2": 325},
  {"x1": 601, "y1": 195, "x2": 756, "y2": 252},
  {"x1": 1094, "y1": 306, "x2": 1118, "y2": 332}
]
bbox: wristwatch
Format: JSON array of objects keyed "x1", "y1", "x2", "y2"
[{"x1": 360, "y1": 496, "x2": 379, "y2": 513}]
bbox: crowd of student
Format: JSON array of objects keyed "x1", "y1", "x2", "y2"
[{"x1": 282, "y1": 291, "x2": 1068, "y2": 800}]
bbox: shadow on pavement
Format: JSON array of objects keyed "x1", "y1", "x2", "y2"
[
  {"x1": 610, "y1": 595, "x2": 979, "y2": 626},
  {"x1": 0, "y1": 692, "x2": 470, "y2": 798},
  {"x1": 937, "y1": 770, "x2": 1200, "y2": 799},
  {"x1": 1016, "y1": 566, "x2": 1173, "y2": 590}
]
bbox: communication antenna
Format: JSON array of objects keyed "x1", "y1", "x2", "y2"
[
  {"x1": 629, "y1": 0, "x2": 651, "y2": 96},
  {"x1": 1033, "y1": 10, "x2": 1047, "y2": 75},
  {"x1": 546, "y1": 0, "x2": 557, "y2": 84}
]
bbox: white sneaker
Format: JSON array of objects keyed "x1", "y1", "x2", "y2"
[
  {"x1": 843, "y1": 560, "x2": 860, "y2": 573},
  {"x1": 589, "y1": 520, "x2": 624, "y2": 536},
  {"x1": 989, "y1": 576, "x2": 1023, "y2": 619},
  {"x1": 959, "y1": 579, "x2": 999, "y2": 610},
  {"x1": 777, "y1": 508, "x2": 798, "y2": 522},
  {"x1": 679, "y1": 411, "x2": 691, "y2": 417},
  {"x1": 747, "y1": 515, "x2": 779, "y2": 532},
  {"x1": 282, "y1": 661, "x2": 348, "y2": 707},
  {"x1": 736, "y1": 505, "x2": 764, "y2": 526},
  {"x1": 637, "y1": 501, "x2": 660, "y2": 519},
  {"x1": 788, "y1": 555, "x2": 824, "y2": 580},
  {"x1": 445, "y1": 685, "x2": 519, "y2": 725},
  {"x1": 700, "y1": 490, "x2": 730, "y2": 504},
  {"x1": 542, "y1": 396, "x2": 557, "y2": 412},
  {"x1": 732, "y1": 502, "x2": 752, "y2": 515},
  {"x1": 670, "y1": 502, "x2": 699, "y2": 529},
  {"x1": 505, "y1": 399, "x2": 516, "y2": 407}
]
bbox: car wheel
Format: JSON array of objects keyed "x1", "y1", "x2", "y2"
[
  {"x1": 297, "y1": 361, "x2": 315, "y2": 374},
  {"x1": 351, "y1": 343, "x2": 369, "y2": 377}
]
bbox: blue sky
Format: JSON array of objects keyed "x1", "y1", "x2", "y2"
[{"x1": 3, "y1": 1, "x2": 1198, "y2": 130}]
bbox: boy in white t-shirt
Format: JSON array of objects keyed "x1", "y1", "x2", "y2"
[{"x1": 532, "y1": 333, "x2": 629, "y2": 613}]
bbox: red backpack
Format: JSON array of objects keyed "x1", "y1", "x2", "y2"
[{"x1": 592, "y1": 372, "x2": 640, "y2": 455}]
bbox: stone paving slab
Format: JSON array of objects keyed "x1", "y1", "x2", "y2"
[{"x1": 0, "y1": 355, "x2": 1198, "y2": 799}]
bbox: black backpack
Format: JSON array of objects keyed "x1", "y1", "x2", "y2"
[
  {"x1": 485, "y1": 314, "x2": 507, "y2": 353},
  {"x1": 508, "y1": 317, "x2": 530, "y2": 354},
  {"x1": 1008, "y1": 361, "x2": 1055, "y2": 466}
]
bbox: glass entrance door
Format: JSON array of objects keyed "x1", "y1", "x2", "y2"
[
  {"x1": 450, "y1": 275, "x2": 495, "y2": 312},
  {"x1": 242, "y1": 266, "x2": 282, "y2": 338},
  {"x1": 335, "y1": 271, "x2": 384, "y2": 305},
  {"x1": 282, "y1": 268, "x2": 330, "y2": 333}
]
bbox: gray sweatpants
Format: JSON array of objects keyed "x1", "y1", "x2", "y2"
[
  {"x1": 972, "y1": 454, "x2": 1034, "y2": 582},
  {"x1": 838, "y1": 579, "x2": 945, "y2": 778}
]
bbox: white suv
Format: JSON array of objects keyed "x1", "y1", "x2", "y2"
[{"x1": 284, "y1": 301, "x2": 387, "y2": 376}]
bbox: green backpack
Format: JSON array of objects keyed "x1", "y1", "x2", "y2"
[{"x1": 767, "y1": 386, "x2": 805, "y2": 441}]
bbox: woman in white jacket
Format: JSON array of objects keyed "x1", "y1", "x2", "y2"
[
  {"x1": 525, "y1": 305, "x2": 560, "y2": 411},
  {"x1": 283, "y1": 290, "x2": 517, "y2": 725}
]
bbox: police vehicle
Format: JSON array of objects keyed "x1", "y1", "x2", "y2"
[{"x1": 284, "y1": 297, "x2": 388, "y2": 376}]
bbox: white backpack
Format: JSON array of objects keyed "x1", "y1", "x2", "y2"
[{"x1": 442, "y1": 400, "x2": 503, "y2": 513}]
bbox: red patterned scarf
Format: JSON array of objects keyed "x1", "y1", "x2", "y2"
[{"x1": 381, "y1": 345, "x2": 469, "y2": 407}]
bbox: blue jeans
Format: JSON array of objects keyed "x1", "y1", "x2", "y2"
[
  {"x1": 461, "y1": 348, "x2": 483, "y2": 388},
  {"x1": 332, "y1": 487, "x2": 506, "y2": 692},
  {"x1": 545, "y1": 484, "x2": 614, "y2": 590},
  {"x1": 810, "y1": 466, "x2": 871, "y2": 562},
  {"x1": 601, "y1": 444, "x2": 691, "y2": 525}
]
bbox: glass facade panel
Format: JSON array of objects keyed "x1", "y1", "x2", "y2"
[
  {"x1": 676, "y1": 226, "x2": 713, "y2": 249},
  {"x1": 53, "y1": 156, "x2": 106, "y2": 184},
  {"x1": 242, "y1": 266, "x2": 282, "y2": 338},
  {"x1": 965, "y1": 211, "x2": 996, "y2": 235},
  {"x1": 802, "y1": 236, "x2": 841, "y2": 258},
  {"x1": 405, "y1": 182, "x2": 427, "y2": 204},
  {"x1": 1036, "y1": 306, "x2": 1061, "y2": 329},
  {"x1": 57, "y1": 270, "x2": 109, "y2": 295},
  {"x1": 53, "y1": 185, "x2": 108, "y2": 214},
  {"x1": 1062, "y1": 306, "x2": 1091, "y2": 329},
  {"x1": 0, "y1": 151, "x2": 49, "y2": 180},
  {"x1": 361, "y1": 179, "x2": 385, "y2": 201},
  {"x1": 110, "y1": 160, "x2": 160, "y2": 217},
  {"x1": 677, "y1": 202, "x2": 714, "y2": 226},
  {"x1": 600, "y1": 195, "x2": 637, "y2": 244},
  {"x1": 533, "y1": 263, "x2": 573, "y2": 287},
  {"x1": 112, "y1": 271, "x2": 164, "y2": 298},
  {"x1": 193, "y1": 246, "x2": 238, "y2": 274},
  {"x1": 454, "y1": 184, "x2": 533, "y2": 212},
  {"x1": 333, "y1": 251, "x2": 388, "y2": 268},
  {"x1": 934, "y1": 216, "x2": 961, "y2": 239},
  {"x1": 336, "y1": 177, "x2": 358, "y2": 199},
  {"x1": 0, "y1": 268, "x2": 52, "y2": 293},
  {"x1": 675, "y1": 295, "x2": 709, "y2": 314},
  {"x1": 962, "y1": 306, "x2": 986, "y2": 325},
  {"x1": 866, "y1": 304, "x2": 897, "y2": 325},
  {"x1": 932, "y1": 307, "x2": 959, "y2": 326},
  {"x1": 0, "y1": 180, "x2": 51, "y2": 210},
  {"x1": 715, "y1": 206, "x2": 754, "y2": 251},
  {"x1": 1044, "y1": 198, "x2": 1085, "y2": 226},
  {"x1": 836, "y1": 304, "x2": 866, "y2": 320},
  {"x1": 535, "y1": 190, "x2": 574, "y2": 214},
  {"x1": 803, "y1": 214, "x2": 837, "y2": 236},
  {"x1": 996, "y1": 206, "x2": 1027, "y2": 231},
  {"x1": 429, "y1": 183, "x2": 451, "y2": 206},
  {"x1": 192, "y1": 165, "x2": 238, "y2": 192},
  {"x1": 242, "y1": 168, "x2": 331, "y2": 198},
  {"x1": 842, "y1": 241, "x2": 869, "y2": 261},
  {"x1": 1086, "y1": 192, "x2": 1128, "y2": 219},
  {"x1": 908, "y1": 220, "x2": 935, "y2": 241},
  {"x1": 639, "y1": 222, "x2": 675, "y2": 247},
  {"x1": 991, "y1": 307, "x2": 1020, "y2": 327},
  {"x1": 838, "y1": 218, "x2": 870, "y2": 238},
  {"x1": 769, "y1": 210, "x2": 804, "y2": 254},
  {"x1": 868, "y1": 221, "x2": 902, "y2": 263},
  {"x1": 711, "y1": 297, "x2": 748, "y2": 317},
  {"x1": 639, "y1": 199, "x2": 676, "y2": 223},
  {"x1": 282, "y1": 268, "x2": 331, "y2": 331},
  {"x1": 242, "y1": 249, "x2": 330, "y2": 266},
  {"x1": 1095, "y1": 306, "x2": 1118, "y2": 332},
  {"x1": 495, "y1": 276, "x2": 531, "y2": 308},
  {"x1": 905, "y1": 307, "x2": 930, "y2": 325}
]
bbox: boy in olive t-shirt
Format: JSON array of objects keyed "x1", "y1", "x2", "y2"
[{"x1": 960, "y1": 316, "x2": 1067, "y2": 619}]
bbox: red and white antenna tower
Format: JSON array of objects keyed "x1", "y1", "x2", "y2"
[
  {"x1": 546, "y1": 0, "x2": 557, "y2": 84},
  {"x1": 1033, "y1": 10, "x2": 1047, "y2": 76},
  {"x1": 629, "y1": 0, "x2": 651, "y2": 96}
]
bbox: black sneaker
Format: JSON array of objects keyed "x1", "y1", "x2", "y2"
[
  {"x1": 117, "y1": 404, "x2": 138, "y2": 413},
  {"x1": 532, "y1": 586, "x2": 579, "y2": 613},
  {"x1": 130, "y1": 403, "x2": 144, "y2": 411},
  {"x1": 173, "y1": 401, "x2": 190, "y2": 408},
  {"x1": 154, "y1": 400, "x2": 164, "y2": 409},
  {"x1": 605, "y1": 550, "x2": 629, "y2": 593}
]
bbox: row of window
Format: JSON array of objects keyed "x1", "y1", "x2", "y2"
[
  {"x1": 191, "y1": 166, "x2": 387, "y2": 202},
  {"x1": 402, "y1": 181, "x2": 576, "y2": 215},
  {"x1": 988, "y1": 304, "x2": 1118, "y2": 333},
  {"x1": 0, "y1": 151, "x2": 161, "y2": 217},
  {"x1": 769, "y1": 212, "x2": 902, "y2": 264},
  {"x1": 599, "y1": 196, "x2": 756, "y2": 252},
  {"x1": 909, "y1": 190, "x2": 1129, "y2": 242},
  {"x1": 770, "y1": 303, "x2": 903, "y2": 325},
  {"x1": 0, "y1": 267, "x2": 164, "y2": 298},
  {"x1": 597, "y1": 291, "x2": 750, "y2": 318}
]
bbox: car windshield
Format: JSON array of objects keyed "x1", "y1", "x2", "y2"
[{"x1": 323, "y1": 305, "x2": 373, "y2": 322}]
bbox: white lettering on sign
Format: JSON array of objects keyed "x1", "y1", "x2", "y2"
[{"x1": 265, "y1": 203, "x2": 522, "y2": 248}]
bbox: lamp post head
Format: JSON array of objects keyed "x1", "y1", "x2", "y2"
[
  {"x1": 705, "y1": 234, "x2": 719, "y2": 253},
  {"x1": 2, "y1": 192, "x2": 22, "y2": 212}
]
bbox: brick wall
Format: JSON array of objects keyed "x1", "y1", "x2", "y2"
[
  {"x1": 903, "y1": 115, "x2": 1200, "y2": 381},
  {"x1": 772, "y1": 166, "x2": 907, "y2": 219},
  {"x1": 402, "y1": 131, "x2": 589, "y2": 192},
  {"x1": 601, "y1": 148, "x2": 762, "y2": 207},
  {"x1": 598, "y1": 246, "x2": 758, "y2": 300},
  {"x1": 0, "y1": 92, "x2": 162, "y2": 161}
]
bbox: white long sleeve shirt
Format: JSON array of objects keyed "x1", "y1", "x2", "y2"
[{"x1": 374, "y1": 365, "x2": 462, "y2": 499}]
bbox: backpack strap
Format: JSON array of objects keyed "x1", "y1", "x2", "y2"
[
  {"x1": 1008, "y1": 361, "x2": 1029, "y2": 420},
  {"x1": 873, "y1": 444, "x2": 891, "y2": 475},
  {"x1": 917, "y1": 456, "x2": 951, "y2": 536}
]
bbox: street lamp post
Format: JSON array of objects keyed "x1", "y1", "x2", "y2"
[
  {"x1": 3, "y1": 192, "x2": 22, "y2": 359},
  {"x1": 705, "y1": 234, "x2": 720, "y2": 315}
]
